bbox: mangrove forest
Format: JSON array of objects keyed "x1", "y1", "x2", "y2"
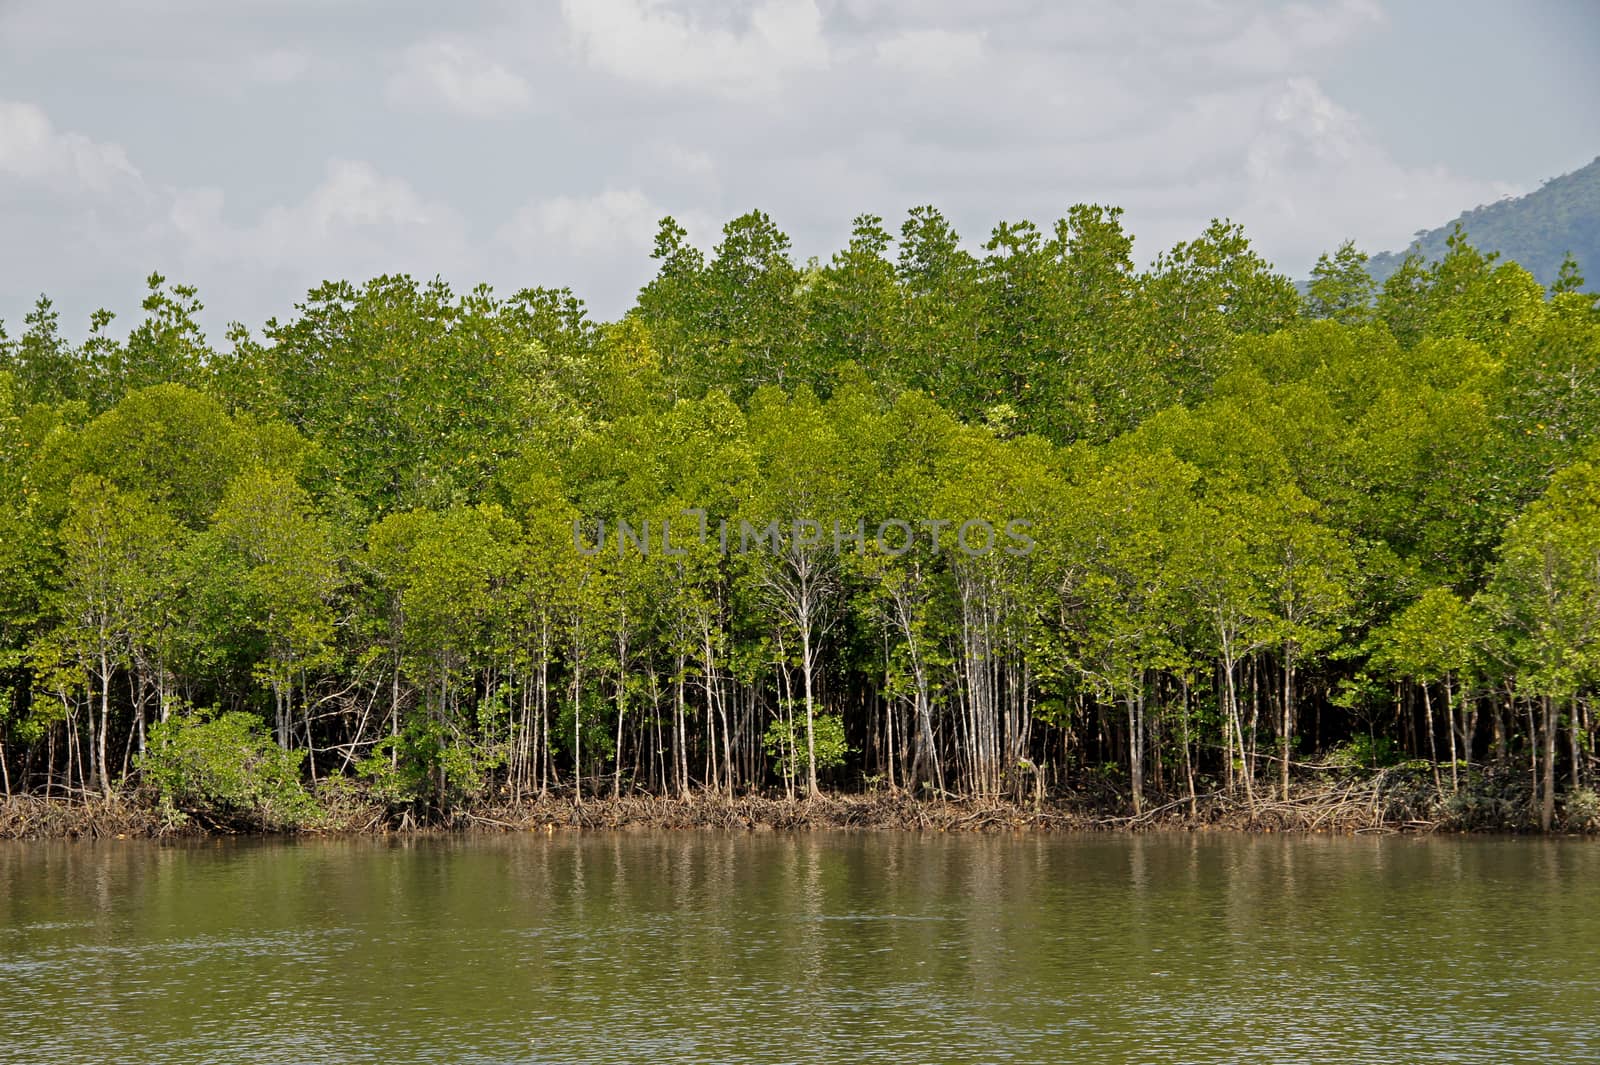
[{"x1": 2, "y1": 208, "x2": 1598, "y2": 833}]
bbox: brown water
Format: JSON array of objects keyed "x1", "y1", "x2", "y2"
[{"x1": 1, "y1": 832, "x2": 1596, "y2": 1063}]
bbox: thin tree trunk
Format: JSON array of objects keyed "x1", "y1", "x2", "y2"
[
  {"x1": 1423, "y1": 682, "x2": 1443, "y2": 798},
  {"x1": 1126, "y1": 674, "x2": 1144, "y2": 817},
  {"x1": 613, "y1": 620, "x2": 628, "y2": 801},
  {"x1": 1443, "y1": 677, "x2": 1459, "y2": 794},
  {"x1": 97, "y1": 649, "x2": 112, "y2": 801},
  {"x1": 1279, "y1": 643, "x2": 1294, "y2": 802},
  {"x1": 1222, "y1": 650, "x2": 1254, "y2": 814},
  {"x1": 1542, "y1": 694, "x2": 1556, "y2": 833},
  {"x1": 1180, "y1": 676, "x2": 1196, "y2": 819},
  {"x1": 1570, "y1": 696, "x2": 1582, "y2": 792},
  {"x1": 801, "y1": 621, "x2": 818, "y2": 798}
]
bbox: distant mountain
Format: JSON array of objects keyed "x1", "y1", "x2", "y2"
[{"x1": 1366, "y1": 155, "x2": 1600, "y2": 289}]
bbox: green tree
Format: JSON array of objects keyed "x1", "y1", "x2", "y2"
[
  {"x1": 1253, "y1": 485, "x2": 1355, "y2": 801},
  {"x1": 115, "y1": 272, "x2": 210, "y2": 395},
  {"x1": 805, "y1": 213, "x2": 900, "y2": 390},
  {"x1": 1483, "y1": 458, "x2": 1600, "y2": 831},
  {"x1": 895, "y1": 206, "x2": 983, "y2": 410},
  {"x1": 366, "y1": 505, "x2": 521, "y2": 809},
  {"x1": 743, "y1": 386, "x2": 853, "y2": 796},
  {"x1": 200, "y1": 469, "x2": 339, "y2": 757},
  {"x1": 64, "y1": 384, "x2": 249, "y2": 528},
  {"x1": 1140, "y1": 219, "x2": 1299, "y2": 405},
  {"x1": 141, "y1": 710, "x2": 317, "y2": 829},
  {"x1": 1371, "y1": 588, "x2": 1483, "y2": 794},
  {"x1": 37, "y1": 476, "x2": 182, "y2": 798},
  {"x1": 1304, "y1": 240, "x2": 1376, "y2": 324},
  {"x1": 1057, "y1": 449, "x2": 1197, "y2": 815},
  {"x1": 9, "y1": 297, "x2": 84, "y2": 407}
]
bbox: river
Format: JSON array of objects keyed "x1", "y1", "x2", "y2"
[{"x1": 2, "y1": 832, "x2": 1596, "y2": 1063}]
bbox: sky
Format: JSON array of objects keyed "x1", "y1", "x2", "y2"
[{"x1": 1, "y1": 0, "x2": 1597, "y2": 340}]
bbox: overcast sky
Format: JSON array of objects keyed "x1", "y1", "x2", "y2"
[{"x1": 2, "y1": 0, "x2": 1597, "y2": 340}]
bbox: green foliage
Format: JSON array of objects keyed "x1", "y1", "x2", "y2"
[
  {"x1": 1305, "y1": 240, "x2": 1376, "y2": 324},
  {"x1": 764, "y1": 713, "x2": 850, "y2": 780},
  {"x1": 66, "y1": 384, "x2": 248, "y2": 527},
  {"x1": 1484, "y1": 458, "x2": 1600, "y2": 698},
  {"x1": 6, "y1": 200, "x2": 1600, "y2": 829},
  {"x1": 1564, "y1": 787, "x2": 1600, "y2": 831},
  {"x1": 1372, "y1": 588, "x2": 1481, "y2": 683},
  {"x1": 140, "y1": 711, "x2": 318, "y2": 828},
  {"x1": 1325, "y1": 733, "x2": 1403, "y2": 771},
  {"x1": 241, "y1": 276, "x2": 591, "y2": 516},
  {"x1": 357, "y1": 724, "x2": 502, "y2": 812}
]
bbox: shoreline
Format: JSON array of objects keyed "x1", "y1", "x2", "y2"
[{"x1": 3, "y1": 779, "x2": 1591, "y2": 840}]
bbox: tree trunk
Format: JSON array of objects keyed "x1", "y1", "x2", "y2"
[
  {"x1": 1179, "y1": 677, "x2": 1197, "y2": 818},
  {"x1": 1126, "y1": 675, "x2": 1144, "y2": 817},
  {"x1": 1542, "y1": 694, "x2": 1556, "y2": 833},
  {"x1": 1279, "y1": 643, "x2": 1294, "y2": 802},
  {"x1": 612, "y1": 631, "x2": 627, "y2": 801},
  {"x1": 1222, "y1": 649, "x2": 1254, "y2": 815},
  {"x1": 97, "y1": 649, "x2": 112, "y2": 801},
  {"x1": 1443, "y1": 677, "x2": 1459, "y2": 794},
  {"x1": 1570, "y1": 696, "x2": 1583, "y2": 792},
  {"x1": 1422, "y1": 682, "x2": 1442, "y2": 798},
  {"x1": 801, "y1": 621, "x2": 818, "y2": 798},
  {"x1": 571, "y1": 655, "x2": 583, "y2": 806}
]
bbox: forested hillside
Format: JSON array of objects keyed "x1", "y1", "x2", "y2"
[
  {"x1": 3, "y1": 206, "x2": 1599, "y2": 832},
  {"x1": 1367, "y1": 155, "x2": 1600, "y2": 289}
]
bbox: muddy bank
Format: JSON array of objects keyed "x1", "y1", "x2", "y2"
[
  {"x1": 2, "y1": 791, "x2": 1091, "y2": 840},
  {"x1": 4, "y1": 768, "x2": 1590, "y2": 839}
]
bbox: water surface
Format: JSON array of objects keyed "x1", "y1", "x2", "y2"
[{"x1": 2, "y1": 831, "x2": 1596, "y2": 1063}]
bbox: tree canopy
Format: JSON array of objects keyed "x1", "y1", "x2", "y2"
[{"x1": 2, "y1": 204, "x2": 1598, "y2": 830}]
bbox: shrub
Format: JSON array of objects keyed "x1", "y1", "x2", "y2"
[
  {"x1": 356, "y1": 722, "x2": 502, "y2": 813},
  {"x1": 764, "y1": 712, "x2": 850, "y2": 782},
  {"x1": 140, "y1": 710, "x2": 318, "y2": 829},
  {"x1": 1325, "y1": 733, "x2": 1402, "y2": 771},
  {"x1": 1563, "y1": 787, "x2": 1600, "y2": 831}
]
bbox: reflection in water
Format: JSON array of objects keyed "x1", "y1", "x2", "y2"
[{"x1": 1, "y1": 833, "x2": 1597, "y2": 1064}]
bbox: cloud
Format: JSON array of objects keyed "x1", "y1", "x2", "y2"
[
  {"x1": 0, "y1": 100, "x2": 143, "y2": 195},
  {"x1": 6, "y1": 3, "x2": 1581, "y2": 333},
  {"x1": 499, "y1": 188, "x2": 666, "y2": 257},
  {"x1": 650, "y1": 142, "x2": 717, "y2": 181},
  {"x1": 493, "y1": 189, "x2": 723, "y2": 312},
  {"x1": 389, "y1": 40, "x2": 533, "y2": 118},
  {"x1": 1204, "y1": 0, "x2": 1385, "y2": 76},
  {"x1": 875, "y1": 28, "x2": 985, "y2": 75},
  {"x1": 1231, "y1": 77, "x2": 1516, "y2": 265},
  {"x1": 0, "y1": 100, "x2": 165, "y2": 301},
  {"x1": 0, "y1": 126, "x2": 470, "y2": 330},
  {"x1": 559, "y1": 0, "x2": 828, "y2": 94},
  {"x1": 173, "y1": 159, "x2": 468, "y2": 275}
]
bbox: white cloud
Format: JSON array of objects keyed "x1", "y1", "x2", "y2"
[
  {"x1": 500, "y1": 188, "x2": 666, "y2": 256},
  {"x1": 290, "y1": 159, "x2": 436, "y2": 230},
  {"x1": 6, "y1": 3, "x2": 1582, "y2": 333},
  {"x1": 148, "y1": 159, "x2": 477, "y2": 328},
  {"x1": 389, "y1": 40, "x2": 533, "y2": 118},
  {"x1": 875, "y1": 28, "x2": 985, "y2": 75},
  {"x1": 651, "y1": 142, "x2": 717, "y2": 181},
  {"x1": 1205, "y1": 0, "x2": 1385, "y2": 76},
  {"x1": 0, "y1": 100, "x2": 143, "y2": 194},
  {"x1": 175, "y1": 159, "x2": 468, "y2": 273},
  {"x1": 559, "y1": 0, "x2": 828, "y2": 94},
  {"x1": 1232, "y1": 77, "x2": 1517, "y2": 265}
]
